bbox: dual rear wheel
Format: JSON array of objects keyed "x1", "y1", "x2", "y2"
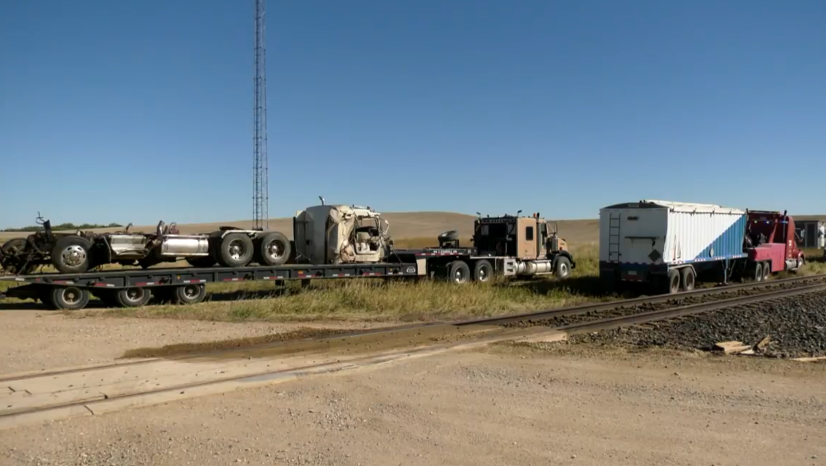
[
  {"x1": 664, "y1": 267, "x2": 696, "y2": 294},
  {"x1": 213, "y1": 232, "x2": 291, "y2": 268}
]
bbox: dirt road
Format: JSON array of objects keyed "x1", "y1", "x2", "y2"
[
  {"x1": 0, "y1": 310, "x2": 392, "y2": 375},
  {"x1": 1, "y1": 328, "x2": 824, "y2": 465}
]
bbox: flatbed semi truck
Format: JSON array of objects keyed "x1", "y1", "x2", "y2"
[{"x1": 0, "y1": 211, "x2": 575, "y2": 311}]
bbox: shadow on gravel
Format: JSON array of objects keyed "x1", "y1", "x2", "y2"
[{"x1": 0, "y1": 301, "x2": 43, "y2": 311}]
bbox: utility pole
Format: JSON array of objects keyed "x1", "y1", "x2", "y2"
[{"x1": 252, "y1": 0, "x2": 268, "y2": 230}]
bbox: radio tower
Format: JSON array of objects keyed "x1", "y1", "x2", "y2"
[{"x1": 252, "y1": 0, "x2": 268, "y2": 230}]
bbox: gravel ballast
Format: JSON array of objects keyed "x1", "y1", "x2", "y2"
[{"x1": 570, "y1": 290, "x2": 826, "y2": 358}]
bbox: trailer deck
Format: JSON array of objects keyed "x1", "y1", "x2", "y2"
[{"x1": 0, "y1": 261, "x2": 421, "y2": 310}]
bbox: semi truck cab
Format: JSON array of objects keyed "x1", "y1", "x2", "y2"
[{"x1": 745, "y1": 210, "x2": 804, "y2": 273}]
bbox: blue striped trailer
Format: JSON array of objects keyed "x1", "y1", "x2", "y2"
[{"x1": 599, "y1": 200, "x2": 750, "y2": 294}]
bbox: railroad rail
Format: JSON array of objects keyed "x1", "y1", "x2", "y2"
[{"x1": 3, "y1": 274, "x2": 826, "y2": 430}]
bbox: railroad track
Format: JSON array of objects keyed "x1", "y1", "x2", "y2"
[{"x1": 3, "y1": 274, "x2": 826, "y2": 430}]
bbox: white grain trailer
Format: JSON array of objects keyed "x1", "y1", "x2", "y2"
[{"x1": 599, "y1": 200, "x2": 748, "y2": 294}]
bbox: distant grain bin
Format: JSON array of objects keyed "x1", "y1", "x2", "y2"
[{"x1": 795, "y1": 220, "x2": 825, "y2": 249}]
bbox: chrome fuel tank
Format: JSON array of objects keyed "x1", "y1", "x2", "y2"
[
  {"x1": 108, "y1": 234, "x2": 149, "y2": 257},
  {"x1": 160, "y1": 235, "x2": 209, "y2": 256}
]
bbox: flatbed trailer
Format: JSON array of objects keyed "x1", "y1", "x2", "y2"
[
  {"x1": 0, "y1": 261, "x2": 421, "y2": 311},
  {"x1": 390, "y1": 246, "x2": 575, "y2": 282}
]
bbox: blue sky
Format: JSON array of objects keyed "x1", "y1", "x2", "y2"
[{"x1": 0, "y1": 0, "x2": 824, "y2": 229}]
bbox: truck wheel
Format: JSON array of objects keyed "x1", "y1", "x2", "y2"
[
  {"x1": 43, "y1": 286, "x2": 90, "y2": 311},
  {"x1": 186, "y1": 256, "x2": 216, "y2": 268},
  {"x1": 762, "y1": 261, "x2": 771, "y2": 280},
  {"x1": 174, "y1": 284, "x2": 207, "y2": 305},
  {"x1": 115, "y1": 287, "x2": 152, "y2": 307},
  {"x1": 256, "y1": 232, "x2": 291, "y2": 266},
  {"x1": 446, "y1": 261, "x2": 471, "y2": 284},
  {"x1": 0, "y1": 238, "x2": 29, "y2": 274},
  {"x1": 753, "y1": 263, "x2": 763, "y2": 282},
  {"x1": 51, "y1": 236, "x2": 93, "y2": 274},
  {"x1": 472, "y1": 260, "x2": 493, "y2": 283},
  {"x1": 680, "y1": 267, "x2": 695, "y2": 291},
  {"x1": 666, "y1": 269, "x2": 680, "y2": 294},
  {"x1": 555, "y1": 257, "x2": 572, "y2": 279},
  {"x1": 217, "y1": 233, "x2": 254, "y2": 267}
]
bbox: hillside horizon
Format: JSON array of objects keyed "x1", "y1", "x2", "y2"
[
  {"x1": 2, "y1": 210, "x2": 823, "y2": 245},
  {"x1": 0, "y1": 211, "x2": 600, "y2": 244}
]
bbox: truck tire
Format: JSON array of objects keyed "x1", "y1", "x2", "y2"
[
  {"x1": 186, "y1": 256, "x2": 216, "y2": 268},
  {"x1": 666, "y1": 269, "x2": 680, "y2": 294},
  {"x1": 680, "y1": 267, "x2": 695, "y2": 291},
  {"x1": 0, "y1": 238, "x2": 29, "y2": 274},
  {"x1": 173, "y1": 284, "x2": 207, "y2": 305},
  {"x1": 555, "y1": 257, "x2": 572, "y2": 279},
  {"x1": 256, "y1": 232, "x2": 291, "y2": 266},
  {"x1": 42, "y1": 286, "x2": 90, "y2": 311},
  {"x1": 753, "y1": 263, "x2": 763, "y2": 282},
  {"x1": 446, "y1": 261, "x2": 471, "y2": 284},
  {"x1": 472, "y1": 260, "x2": 493, "y2": 283},
  {"x1": 762, "y1": 261, "x2": 771, "y2": 280},
  {"x1": 115, "y1": 287, "x2": 152, "y2": 307},
  {"x1": 51, "y1": 236, "x2": 93, "y2": 274},
  {"x1": 216, "y1": 233, "x2": 254, "y2": 267}
]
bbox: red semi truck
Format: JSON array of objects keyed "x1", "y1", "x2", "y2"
[{"x1": 744, "y1": 210, "x2": 805, "y2": 277}]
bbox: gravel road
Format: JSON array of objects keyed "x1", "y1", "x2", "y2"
[
  {"x1": 1, "y1": 344, "x2": 824, "y2": 466},
  {"x1": 571, "y1": 290, "x2": 826, "y2": 357}
]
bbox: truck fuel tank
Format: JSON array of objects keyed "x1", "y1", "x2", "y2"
[
  {"x1": 515, "y1": 259, "x2": 554, "y2": 276},
  {"x1": 160, "y1": 236, "x2": 210, "y2": 256}
]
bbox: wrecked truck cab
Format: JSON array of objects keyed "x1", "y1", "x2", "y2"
[{"x1": 293, "y1": 204, "x2": 391, "y2": 265}]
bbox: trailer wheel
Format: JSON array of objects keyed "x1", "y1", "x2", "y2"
[
  {"x1": 472, "y1": 260, "x2": 493, "y2": 283},
  {"x1": 446, "y1": 261, "x2": 471, "y2": 284},
  {"x1": 174, "y1": 284, "x2": 207, "y2": 305},
  {"x1": 217, "y1": 233, "x2": 254, "y2": 267},
  {"x1": 43, "y1": 286, "x2": 90, "y2": 311},
  {"x1": 51, "y1": 236, "x2": 93, "y2": 274},
  {"x1": 555, "y1": 257, "x2": 572, "y2": 279},
  {"x1": 680, "y1": 267, "x2": 695, "y2": 291},
  {"x1": 256, "y1": 232, "x2": 291, "y2": 266},
  {"x1": 186, "y1": 256, "x2": 216, "y2": 268},
  {"x1": 666, "y1": 269, "x2": 680, "y2": 294},
  {"x1": 115, "y1": 287, "x2": 152, "y2": 307}
]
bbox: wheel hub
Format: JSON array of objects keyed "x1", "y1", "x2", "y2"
[
  {"x1": 61, "y1": 245, "x2": 86, "y2": 267},
  {"x1": 126, "y1": 288, "x2": 144, "y2": 302},
  {"x1": 62, "y1": 288, "x2": 78, "y2": 304},
  {"x1": 183, "y1": 285, "x2": 198, "y2": 298},
  {"x1": 229, "y1": 240, "x2": 246, "y2": 260},
  {"x1": 267, "y1": 240, "x2": 285, "y2": 259}
]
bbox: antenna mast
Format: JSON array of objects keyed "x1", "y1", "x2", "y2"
[{"x1": 252, "y1": 0, "x2": 268, "y2": 229}]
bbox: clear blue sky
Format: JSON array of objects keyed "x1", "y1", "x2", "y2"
[{"x1": 1, "y1": 0, "x2": 824, "y2": 229}]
